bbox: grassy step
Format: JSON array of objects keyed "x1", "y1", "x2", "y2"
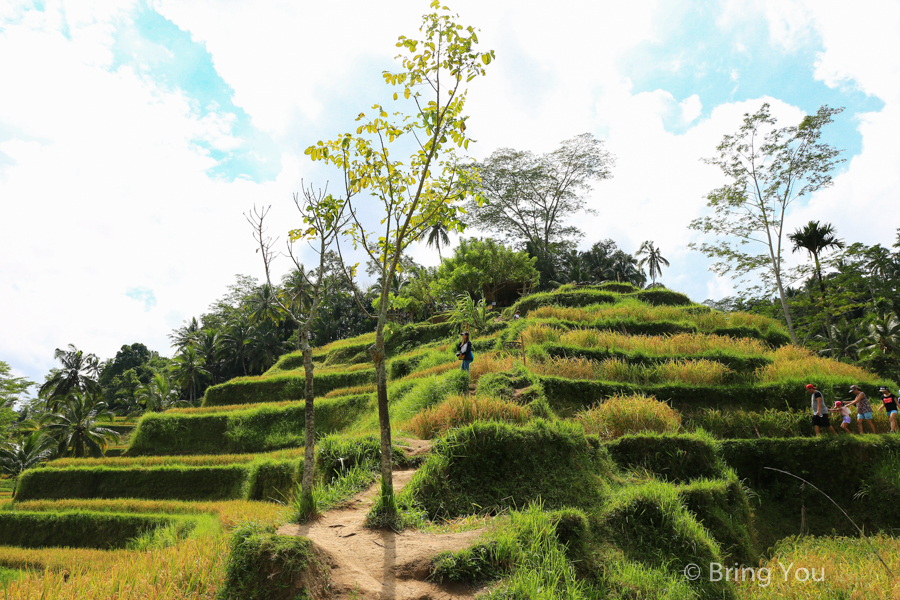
[
  {"x1": 0, "y1": 511, "x2": 202, "y2": 549},
  {"x1": 543, "y1": 343, "x2": 772, "y2": 374},
  {"x1": 128, "y1": 393, "x2": 369, "y2": 455},
  {"x1": 202, "y1": 368, "x2": 375, "y2": 407}
]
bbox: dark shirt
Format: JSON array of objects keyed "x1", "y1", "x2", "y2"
[
  {"x1": 456, "y1": 340, "x2": 473, "y2": 360},
  {"x1": 882, "y1": 393, "x2": 898, "y2": 412}
]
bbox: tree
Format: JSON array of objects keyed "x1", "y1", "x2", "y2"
[
  {"x1": 38, "y1": 344, "x2": 102, "y2": 409},
  {"x1": 689, "y1": 103, "x2": 844, "y2": 345},
  {"x1": 0, "y1": 432, "x2": 56, "y2": 497},
  {"x1": 306, "y1": 3, "x2": 493, "y2": 515},
  {"x1": 168, "y1": 317, "x2": 201, "y2": 351},
  {"x1": 171, "y1": 346, "x2": 208, "y2": 404},
  {"x1": 432, "y1": 238, "x2": 539, "y2": 303},
  {"x1": 466, "y1": 134, "x2": 613, "y2": 261},
  {"x1": 789, "y1": 220, "x2": 845, "y2": 336},
  {"x1": 635, "y1": 241, "x2": 670, "y2": 287},
  {"x1": 137, "y1": 372, "x2": 185, "y2": 413},
  {"x1": 419, "y1": 221, "x2": 451, "y2": 261},
  {"x1": 44, "y1": 392, "x2": 119, "y2": 458},
  {"x1": 581, "y1": 240, "x2": 646, "y2": 287},
  {"x1": 1, "y1": 360, "x2": 34, "y2": 409},
  {"x1": 247, "y1": 183, "x2": 349, "y2": 520}
]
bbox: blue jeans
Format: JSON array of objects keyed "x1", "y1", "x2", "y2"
[{"x1": 461, "y1": 360, "x2": 472, "y2": 372}]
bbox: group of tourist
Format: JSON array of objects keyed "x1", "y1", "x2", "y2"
[{"x1": 808, "y1": 383, "x2": 899, "y2": 437}]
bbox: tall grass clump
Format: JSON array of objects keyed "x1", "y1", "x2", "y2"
[
  {"x1": 408, "y1": 395, "x2": 532, "y2": 439},
  {"x1": 560, "y1": 330, "x2": 771, "y2": 357},
  {"x1": 576, "y1": 395, "x2": 681, "y2": 439},
  {"x1": 469, "y1": 353, "x2": 517, "y2": 383},
  {"x1": 323, "y1": 384, "x2": 376, "y2": 398}
]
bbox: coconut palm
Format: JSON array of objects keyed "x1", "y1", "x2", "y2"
[
  {"x1": 221, "y1": 321, "x2": 252, "y2": 376},
  {"x1": 43, "y1": 392, "x2": 119, "y2": 458},
  {"x1": 137, "y1": 372, "x2": 186, "y2": 412},
  {"x1": 171, "y1": 346, "x2": 209, "y2": 404},
  {"x1": 247, "y1": 320, "x2": 290, "y2": 373},
  {"x1": 195, "y1": 329, "x2": 224, "y2": 384},
  {"x1": 168, "y1": 317, "x2": 201, "y2": 350},
  {"x1": 38, "y1": 344, "x2": 102, "y2": 409},
  {"x1": 860, "y1": 312, "x2": 900, "y2": 357},
  {"x1": 635, "y1": 241, "x2": 670, "y2": 287},
  {"x1": 419, "y1": 222, "x2": 451, "y2": 261},
  {"x1": 247, "y1": 284, "x2": 285, "y2": 324},
  {"x1": 814, "y1": 319, "x2": 860, "y2": 360},
  {"x1": 789, "y1": 221, "x2": 845, "y2": 333},
  {"x1": 0, "y1": 432, "x2": 57, "y2": 497}
]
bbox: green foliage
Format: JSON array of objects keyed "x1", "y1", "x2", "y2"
[
  {"x1": 632, "y1": 288, "x2": 692, "y2": 306},
  {"x1": 511, "y1": 289, "x2": 617, "y2": 316},
  {"x1": 402, "y1": 419, "x2": 611, "y2": 518},
  {"x1": 678, "y1": 476, "x2": 756, "y2": 565},
  {"x1": 202, "y1": 369, "x2": 375, "y2": 407},
  {"x1": 0, "y1": 510, "x2": 199, "y2": 549},
  {"x1": 543, "y1": 343, "x2": 772, "y2": 375},
  {"x1": 0, "y1": 360, "x2": 34, "y2": 408},
  {"x1": 128, "y1": 394, "x2": 369, "y2": 455},
  {"x1": 718, "y1": 436, "x2": 900, "y2": 546},
  {"x1": 605, "y1": 433, "x2": 727, "y2": 483},
  {"x1": 383, "y1": 321, "x2": 456, "y2": 354},
  {"x1": 431, "y1": 238, "x2": 539, "y2": 304},
  {"x1": 220, "y1": 522, "x2": 320, "y2": 600},
  {"x1": 683, "y1": 407, "x2": 813, "y2": 438},
  {"x1": 316, "y1": 433, "x2": 411, "y2": 480}
]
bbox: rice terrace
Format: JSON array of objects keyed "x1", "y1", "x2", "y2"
[{"x1": 2, "y1": 2, "x2": 900, "y2": 600}]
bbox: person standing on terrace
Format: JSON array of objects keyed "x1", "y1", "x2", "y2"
[
  {"x1": 806, "y1": 383, "x2": 837, "y2": 437},
  {"x1": 456, "y1": 332, "x2": 474, "y2": 372},
  {"x1": 876, "y1": 386, "x2": 899, "y2": 433},
  {"x1": 846, "y1": 385, "x2": 877, "y2": 434}
]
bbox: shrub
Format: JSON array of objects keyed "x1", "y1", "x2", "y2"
[
  {"x1": 532, "y1": 356, "x2": 735, "y2": 386},
  {"x1": 407, "y1": 395, "x2": 532, "y2": 439},
  {"x1": 0, "y1": 510, "x2": 200, "y2": 550},
  {"x1": 220, "y1": 523, "x2": 324, "y2": 600},
  {"x1": 575, "y1": 395, "x2": 681, "y2": 439},
  {"x1": 511, "y1": 289, "x2": 617, "y2": 316},
  {"x1": 631, "y1": 289, "x2": 692, "y2": 306},
  {"x1": 401, "y1": 420, "x2": 610, "y2": 518},
  {"x1": 677, "y1": 476, "x2": 756, "y2": 565}
]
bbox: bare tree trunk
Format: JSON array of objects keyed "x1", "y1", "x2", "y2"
[
  {"x1": 301, "y1": 332, "x2": 316, "y2": 508},
  {"x1": 773, "y1": 268, "x2": 799, "y2": 345},
  {"x1": 370, "y1": 324, "x2": 393, "y2": 509}
]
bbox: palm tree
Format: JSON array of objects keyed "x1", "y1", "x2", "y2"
[
  {"x1": 221, "y1": 321, "x2": 252, "y2": 376},
  {"x1": 38, "y1": 344, "x2": 102, "y2": 409},
  {"x1": 860, "y1": 312, "x2": 900, "y2": 357},
  {"x1": 247, "y1": 284, "x2": 285, "y2": 324},
  {"x1": 195, "y1": 329, "x2": 223, "y2": 384},
  {"x1": 168, "y1": 317, "x2": 201, "y2": 350},
  {"x1": 635, "y1": 241, "x2": 670, "y2": 287},
  {"x1": 789, "y1": 221, "x2": 845, "y2": 334},
  {"x1": 604, "y1": 253, "x2": 646, "y2": 287},
  {"x1": 171, "y1": 346, "x2": 209, "y2": 404},
  {"x1": 137, "y1": 372, "x2": 186, "y2": 412},
  {"x1": 813, "y1": 319, "x2": 860, "y2": 360},
  {"x1": 247, "y1": 320, "x2": 290, "y2": 374},
  {"x1": 44, "y1": 392, "x2": 120, "y2": 458},
  {"x1": 0, "y1": 432, "x2": 57, "y2": 497},
  {"x1": 419, "y1": 222, "x2": 451, "y2": 261}
]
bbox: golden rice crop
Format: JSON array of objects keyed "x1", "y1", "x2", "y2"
[
  {"x1": 407, "y1": 395, "x2": 532, "y2": 439},
  {"x1": 755, "y1": 345, "x2": 880, "y2": 384},
  {"x1": 737, "y1": 534, "x2": 900, "y2": 600},
  {"x1": 48, "y1": 447, "x2": 306, "y2": 470},
  {"x1": 468, "y1": 352, "x2": 517, "y2": 383},
  {"x1": 532, "y1": 356, "x2": 733, "y2": 386},
  {"x1": 559, "y1": 330, "x2": 771, "y2": 356},
  {"x1": 324, "y1": 384, "x2": 376, "y2": 398},
  {"x1": 575, "y1": 394, "x2": 681, "y2": 439},
  {"x1": 0, "y1": 534, "x2": 228, "y2": 599},
  {"x1": 520, "y1": 323, "x2": 562, "y2": 346}
]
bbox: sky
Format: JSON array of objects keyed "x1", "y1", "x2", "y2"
[{"x1": 1, "y1": 0, "x2": 898, "y2": 385}]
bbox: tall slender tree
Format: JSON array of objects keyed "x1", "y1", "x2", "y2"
[
  {"x1": 171, "y1": 346, "x2": 208, "y2": 404},
  {"x1": 419, "y1": 222, "x2": 451, "y2": 261},
  {"x1": 307, "y1": 4, "x2": 493, "y2": 515},
  {"x1": 38, "y1": 344, "x2": 102, "y2": 410},
  {"x1": 689, "y1": 103, "x2": 845, "y2": 345},
  {"x1": 789, "y1": 220, "x2": 845, "y2": 336},
  {"x1": 635, "y1": 241, "x2": 670, "y2": 286}
]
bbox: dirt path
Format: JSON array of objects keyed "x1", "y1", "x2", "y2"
[{"x1": 277, "y1": 442, "x2": 486, "y2": 599}]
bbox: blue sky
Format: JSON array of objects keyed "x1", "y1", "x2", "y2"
[{"x1": 1, "y1": 0, "x2": 898, "y2": 385}]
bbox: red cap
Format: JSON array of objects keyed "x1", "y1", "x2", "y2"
[{"x1": 805, "y1": 384, "x2": 815, "y2": 390}]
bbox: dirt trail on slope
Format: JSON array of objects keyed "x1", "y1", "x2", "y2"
[{"x1": 277, "y1": 440, "x2": 486, "y2": 600}]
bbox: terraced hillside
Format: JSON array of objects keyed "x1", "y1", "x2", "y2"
[{"x1": 2, "y1": 282, "x2": 899, "y2": 599}]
